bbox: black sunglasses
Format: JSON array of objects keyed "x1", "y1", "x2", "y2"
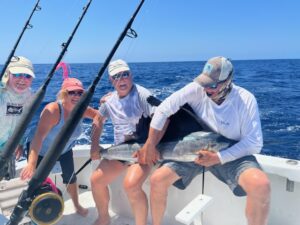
[
  {"x1": 68, "y1": 90, "x2": 84, "y2": 97},
  {"x1": 111, "y1": 71, "x2": 130, "y2": 80}
]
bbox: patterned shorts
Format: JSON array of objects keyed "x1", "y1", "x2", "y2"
[{"x1": 161, "y1": 155, "x2": 261, "y2": 196}]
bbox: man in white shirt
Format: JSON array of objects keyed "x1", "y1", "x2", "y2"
[
  {"x1": 138, "y1": 56, "x2": 270, "y2": 225},
  {"x1": 90, "y1": 59, "x2": 156, "y2": 225}
]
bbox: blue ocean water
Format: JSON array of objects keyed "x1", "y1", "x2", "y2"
[{"x1": 16, "y1": 59, "x2": 300, "y2": 160}]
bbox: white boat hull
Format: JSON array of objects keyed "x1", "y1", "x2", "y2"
[{"x1": 1, "y1": 144, "x2": 300, "y2": 225}]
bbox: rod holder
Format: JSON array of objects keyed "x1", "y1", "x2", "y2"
[{"x1": 286, "y1": 179, "x2": 294, "y2": 192}]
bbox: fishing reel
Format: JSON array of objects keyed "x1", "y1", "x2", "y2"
[{"x1": 29, "y1": 179, "x2": 64, "y2": 225}]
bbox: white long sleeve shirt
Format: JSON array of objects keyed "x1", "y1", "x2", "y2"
[{"x1": 151, "y1": 82, "x2": 263, "y2": 164}]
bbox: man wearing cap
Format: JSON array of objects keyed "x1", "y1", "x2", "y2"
[
  {"x1": 138, "y1": 56, "x2": 270, "y2": 225},
  {"x1": 90, "y1": 59, "x2": 156, "y2": 225},
  {"x1": 0, "y1": 56, "x2": 35, "y2": 179}
]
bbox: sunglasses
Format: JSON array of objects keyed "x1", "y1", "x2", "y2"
[
  {"x1": 12, "y1": 73, "x2": 32, "y2": 79},
  {"x1": 68, "y1": 90, "x2": 84, "y2": 97},
  {"x1": 111, "y1": 71, "x2": 130, "y2": 80},
  {"x1": 203, "y1": 70, "x2": 233, "y2": 89},
  {"x1": 204, "y1": 80, "x2": 227, "y2": 89}
]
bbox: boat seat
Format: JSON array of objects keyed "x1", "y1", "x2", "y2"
[
  {"x1": 255, "y1": 154, "x2": 300, "y2": 182},
  {"x1": 0, "y1": 177, "x2": 31, "y2": 224},
  {"x1": 175, "y1": 194, "x2": 212, "y2": 225}
]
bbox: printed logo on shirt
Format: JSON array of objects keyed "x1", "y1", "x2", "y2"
[
  {"x1": 6, "y1": 104, "x2": 23, "y2": 115},
  {"x1": 220, "y1": 120, "x2": 230, "y2": 126}
]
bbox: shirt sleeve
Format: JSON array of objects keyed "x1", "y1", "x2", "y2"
[
  {"x1": 136, "y1": 85, "x2": 156, "y2": 117},
  {"x1": 98, "y1": 103, "x2": 109, "y2": 118},
  {"x1": 150, "y1": 83, "x2": 198, "y2": 130},
  {"x1": 0, "y1": 90, "x2": 5, "y2": 116},
  {"x1": 218, "y1": 95, "x2": 263, "y2": 164}
]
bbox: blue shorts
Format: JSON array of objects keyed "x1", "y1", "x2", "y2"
[
  {"x1": 161, "y1": 155, "x2": 261, "y2": 196},
  {"x1": 37, "y1": 150, "x2": 77, "y2": 184}
]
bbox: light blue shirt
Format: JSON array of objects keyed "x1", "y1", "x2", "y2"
[{"x1": 39, "y1": 101, "x2": 82, "y2": 156}]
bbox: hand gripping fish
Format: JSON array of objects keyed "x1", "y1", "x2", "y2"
[{"x1": 99, "y1": 131, "x2": 237, "y2": 163}]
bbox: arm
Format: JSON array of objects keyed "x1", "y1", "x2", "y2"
[
  {"x1": 15, "y1": 145, "x2": 23, "y2": 160},
  {"x1": 218, "y1": 96, "x2": 263, "y2": 164},
  {"x1": 20, "y1": 103, "x2": 59, "y2": 180},
  {"x1": 137, "y1": 120, "x2": 169, "y2": 165},
  {"x1": 195, "y1": 93, "x2": 263, "y2": 166},
  {"x1": 137, "y1": 84, "x2": 196, "y2": 165},
  {"x1": 84, "y1": 107, "x2": 105, "y2": 160}
]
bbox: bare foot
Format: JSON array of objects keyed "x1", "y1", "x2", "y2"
[
  {"x1": 75, "y1": 205, "x2": 88, "y2": 217},
  {"x1": 92, "y1": 217, "x2": 110, "y2": 225}
]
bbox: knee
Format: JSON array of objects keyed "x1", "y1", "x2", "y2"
[
  {"x1": 150, "y1": 172, "x2": 168, "y2": 192},
  {"x1": 90, "y1": 169, "x2": 104, "y2": 187},
  {"x1": 123, "y1": 178, "x2": 140, "y2": 193},
  {"x1": 242, "y1": 170, "x2": 271, "y2": 200}
]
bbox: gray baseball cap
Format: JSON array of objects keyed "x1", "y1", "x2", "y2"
[{"x1": 194, "y1": 56, "x2": 233, "y2": 87}]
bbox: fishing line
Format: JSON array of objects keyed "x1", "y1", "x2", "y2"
[
  {"x1": 6, "y1": 1, "x2": 145, "y2": 224},
  {"x1": 32, "y1": 0, "x2": 145, "y2": 188},
  {"x1": 73, "y1": 0, "x2": 150, "y2": 175},
  {"x1": 62, "y1": 171, "x2": 76, "y2": 197},
  {"x1": 73, "y1": 110, "x2": 101, "y2": 176},
  {"x1": 0, "y1": 0, "x2": 41, "y2": 80},
  {"x1": 33, "y1": 0, "x2": 82, "y2": 63},
  {"x1": 117, "y1": 0, "x2": 158, "y2": 64},
  {"x1": 0, "y1": 0, "x2": 93, "y2": 181}
]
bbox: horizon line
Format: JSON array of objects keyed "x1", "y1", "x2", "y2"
[{"x1": 14, "y1": 57, "x2": 300, "y2": 65}]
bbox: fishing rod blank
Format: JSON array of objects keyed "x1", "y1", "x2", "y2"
[
  {"x1": 6, "y1": 0, "x2": 145, "y2": 224},
  {"x1": 0, "y1": 0, "x2": 41, "y2": 80},
  {"x1": 0, "y1": 0, "x2": 93, "y2": 181}
]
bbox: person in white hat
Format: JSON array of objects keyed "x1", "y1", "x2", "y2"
[
  {"x1": 138, "y1": 56, "x2": 270, "y2": 225},
  {"x1": 90, "y1": 59, "x2": 156, "y2": 225},
  {"x1": 0, "y1": 56, "x2": 35, "y2": 180}
]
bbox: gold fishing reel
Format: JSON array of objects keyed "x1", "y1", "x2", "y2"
[{"x1": 29, "y1": 192, "x2": 64, "y2": 225}]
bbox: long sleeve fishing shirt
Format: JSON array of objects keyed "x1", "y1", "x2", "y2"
[
  {"x1": 0, "y1": 86, "x2": 32, "y2": 151},
  {"x1": 150, "y1": 82, "x2": 263, "y2": 164}
]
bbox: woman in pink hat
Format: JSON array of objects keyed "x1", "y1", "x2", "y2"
[{"x1": 21, "y1": 77, "x2": 101, "y2": 217}]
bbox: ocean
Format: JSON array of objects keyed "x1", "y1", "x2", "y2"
[{"x1": 23, "y1": 59, "x2": 300, "y2": 160}]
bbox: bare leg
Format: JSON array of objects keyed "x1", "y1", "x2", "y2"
[
  {"x1": 150, "y1": 166, "x2": 180, "y2": 225},
  {"x1": 66, "y1": 182, "x2": 88, "y2": 216},
  {"x1": 123, "y1": 163, "x2": 151, "y2": 225},
  {"x1": 91, "y1": 159, "x2": 127, "y2": 225},
  {"x1": 239, "y1": 168, "x2": 271, "y2": 225}
]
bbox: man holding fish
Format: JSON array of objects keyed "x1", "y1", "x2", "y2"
[
  {"x1": 138, "y1": 56, "x2": 270, "y2": 225},
  {"x1": 90, "y1": 59, "x2": 157, "y2": 225}
]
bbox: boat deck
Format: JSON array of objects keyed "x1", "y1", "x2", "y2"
[
  {"x1": 57, "y1": 191, "x2": 140, "y2": 225},
  {"x1": 2, "y1": 151, "x2": 300, "y2": 225}
]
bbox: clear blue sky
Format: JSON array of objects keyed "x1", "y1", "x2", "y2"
[{"x1": 1, "y1": 0, "x2": 299, "y2": 64}]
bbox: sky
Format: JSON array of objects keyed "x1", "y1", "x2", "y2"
[{"x1": 0, "y1": 0, "x2": 300, "y2": 64}]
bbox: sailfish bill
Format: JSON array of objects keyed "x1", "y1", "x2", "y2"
[{"x1": 100, "y1": 131, "x2": 237, "y2": 162}]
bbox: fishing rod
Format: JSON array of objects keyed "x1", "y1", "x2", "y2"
[
  {"x1": 6, "y1": 0, "x2": 145, "y2": 224},
  {"x1": 0, "y1": 0, "x2": 93, "y2": 181},
  {"x1": 0, "y1": 0, "x2": 41, "y2": 80}
]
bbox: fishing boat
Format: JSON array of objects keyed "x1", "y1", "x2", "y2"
[
  {"x1": 1, "y1": 143, "x2": 300, "y2": 225},
  {"x1": 1, "y1": 0, "x2": 299, "y2": 224}
]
